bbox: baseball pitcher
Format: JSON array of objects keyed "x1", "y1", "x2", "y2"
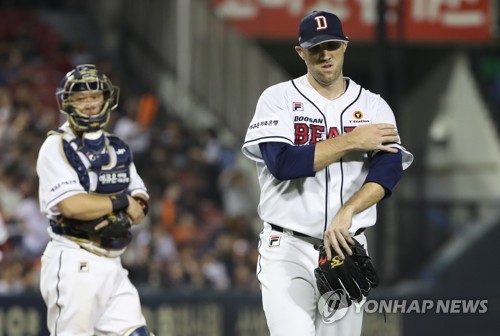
[{"x1": 242, "y1": 11, "x2": 413, "y2": 336}]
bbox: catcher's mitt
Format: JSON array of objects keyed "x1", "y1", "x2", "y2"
[
  {"x1": 62, "y1": 211, "x2": 132, "y2": 249},
  {"x1": 314, "y1": 238, "x2": 379, "y2": 308},
  {"x1": 97, "y1": 211, "x2": 132, "y2": 249}
]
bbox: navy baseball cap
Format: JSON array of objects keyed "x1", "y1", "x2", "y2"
[{"x1": 298, "y1": 11, "x2": 349, "y2": 48}]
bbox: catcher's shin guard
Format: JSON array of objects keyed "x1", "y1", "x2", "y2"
[{"x1": 124, "y1": 326, "x2": 154, "y2": 336}]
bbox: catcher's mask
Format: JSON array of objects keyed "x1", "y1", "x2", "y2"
[{"x1": 56, "y1": 64, "x2": 119, "y2": 132}]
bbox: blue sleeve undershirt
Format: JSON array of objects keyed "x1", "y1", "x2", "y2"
[
  {"x1": 259, "y1": 142, "x2": 315, "y2": 180},
  {"x1": 259, "y1": 142, "x2": 403, "y2": 198},
  {"x1": 364, "y1": 149, "x2": 403, "y2": 198}
]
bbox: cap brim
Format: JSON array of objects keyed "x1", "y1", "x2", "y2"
[{"x1": 300, "y1": 35, "x2": 349, "y2": 48}]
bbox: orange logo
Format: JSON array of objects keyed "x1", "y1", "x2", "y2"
[
  {"x1": 353, "y1": 111, "x2": 363, "y2": 120},
  {"x1": 319, "y1": 256, "x2": 327, "y2": 265}
]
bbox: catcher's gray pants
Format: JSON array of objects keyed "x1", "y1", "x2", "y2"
[{"x1": 257, "y1": 223, "x2": 367, "y2": 336}]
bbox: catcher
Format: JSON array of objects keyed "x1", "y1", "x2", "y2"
[{"x1": 37, "y1": 64, "x2": 153, "y2": 335}]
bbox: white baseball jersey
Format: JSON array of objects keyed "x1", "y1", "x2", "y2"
[
  {"x1": 242, "y1": 76, "x2": 413, "y2": 239},
  {"x1": 37, "y1": 122, "x2": 148, "y2": 334}
]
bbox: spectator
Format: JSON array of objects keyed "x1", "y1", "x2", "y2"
[
  {"x1": 113, "y1": 94, "x2": 151, "y2": 157},
  {"x1": 218, "y1": 167, "x2": 255, "y2": 218},
  {"x1": 14, "y1": 178, "x2": 49, "y2": 260}
]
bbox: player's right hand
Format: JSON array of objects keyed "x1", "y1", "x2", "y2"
[
  {"x1": 348, "y1": 123, "x2": 400, "y2": 153},
  {"x1": 324, "y1": 207, "x2": 355, "y2": 260},
  {"x1": 125, "y1": 195, "x2": 145, "y2": 225}
]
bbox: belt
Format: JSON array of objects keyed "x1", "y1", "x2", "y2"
[
  {"x1": 270, "y1": 224, "x2": 310, "y2": 238},
  {"x1": 270, "y1": 224, "x2": 365, "y2": 238}
]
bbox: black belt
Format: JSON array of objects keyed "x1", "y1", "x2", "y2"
[
  {"x1": 270, "y1": 224, "x2": 365, "y2": 238},
  {"x1": 270, "y1": 224, "x2": 310, "y2": 238}
]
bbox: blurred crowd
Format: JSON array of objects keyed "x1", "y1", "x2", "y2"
[{"x1": 0, "y1": 10, "x2": 261, "y2": 295}]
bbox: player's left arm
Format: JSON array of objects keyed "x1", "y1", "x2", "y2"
[
  {"x1": 323, "y1": 96, "x2": 412, "y2": 259},
  {"x1": 372, "y1": 97, "x2": 414, "y2": 169},
  {"x1": 324, "y1": 149, "x2": 403, "y2": 260},
  {"x1": 126, "y1": 162, "x2": 149, "y2": 224}
]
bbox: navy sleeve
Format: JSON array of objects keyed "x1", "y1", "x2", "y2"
[
  {"x1": 259, "y1": 142, "x2": 315, "y2": 180},
  {"x1": 364, "y1": 149, "x2": 403, "y2": 199}
]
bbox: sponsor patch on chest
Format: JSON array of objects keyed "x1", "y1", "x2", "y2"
[
  {"x1": 349, "y1": 110, "x2": 370, "y2": 123},
  {"x1": 98, "y1": 170, "x2": 130, "y2": 185}
]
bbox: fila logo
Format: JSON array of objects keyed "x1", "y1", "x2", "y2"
[
  {"x1": 314, "y1": 16, "x2": 328, "y2": 30},
  {"x1": 269, "y1": 235, "x2": 281, "y2": 247},
  {"x1": 293, "y1": 102, "x2": 303, "y2": 111},
  {"x1": 79, "y1": 261, "x2": 89, "y2": 272}
]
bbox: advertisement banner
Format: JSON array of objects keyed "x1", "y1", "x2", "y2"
[
  {"x1": 0, "y1": 292, "x2": 267, "y2": 336},
  {"x1": 210, "y1": 0, "x2": 492, "y2": 42}
]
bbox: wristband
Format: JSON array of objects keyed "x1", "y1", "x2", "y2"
[
  {"x1": 110, "y1": 193, "x2": 129, "y2": 212},
  {"x1": 133, "y1": 196, "x2": 149, "y2": 215}
]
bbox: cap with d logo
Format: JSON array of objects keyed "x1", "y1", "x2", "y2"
[{"x1": 298, "y1": 11, "x2": 349, "y2": 48}]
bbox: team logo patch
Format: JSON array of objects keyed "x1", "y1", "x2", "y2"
[
  {"x1": 353, "y1": 111, "x2": 363, "y2": 120},
  {"x1": 293, "y1": 102, "x2": 304, "y2": 111},
  {"x1": 314, "y1": 16, "x2": 328, "y2": 30},
  {"x1": 330, "y1": 256, "x2": 344, "y2": 269},
  {"x1": 269, "y1": 235, "x2": 281, "y2": 247},
  {"x1": 79, "y1": 261, "x2": 89, "y2": 272}
]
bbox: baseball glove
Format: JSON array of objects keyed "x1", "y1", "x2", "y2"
[
  {"x1": 97, "y1": 211, "x2": 132, "y2": 249},
  {"x1": 314, "y1": 238, "x2": 379, "y2": 308},
  {"x1": 62, "y1": 211, "x2": 132, "y2": 249}
]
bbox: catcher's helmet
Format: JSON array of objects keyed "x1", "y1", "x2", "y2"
[{"x1": 56, "y1": 64, "x2": 119, "y2": 132}]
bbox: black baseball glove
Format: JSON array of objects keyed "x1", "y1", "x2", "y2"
[
  {"x1": 97, "y1": 211, "x2": 132, "y2": 249},
  {"x1": 62, "y1": 211, "x2": 132, "y2": 249},
  {"x1": 314, "y1": 238, "x2": 379, "y2": 308}
]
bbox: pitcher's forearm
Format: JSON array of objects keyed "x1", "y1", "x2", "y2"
[{"x1": 313, "y1": 134, "x2": 355, "y2": 171}]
